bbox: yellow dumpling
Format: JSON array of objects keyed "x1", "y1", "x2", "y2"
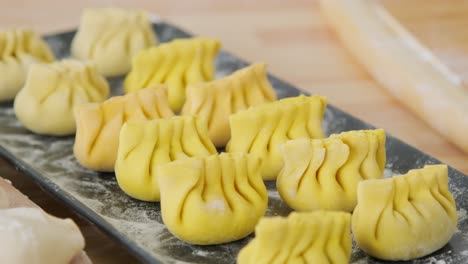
[
  {"x1": 237, "y1": 211, "x2": 352, "y2": 264},
  {"x1": 277, "y1": 129, "x2": 386, "y2": 212},
  {"x1": 352, "y1": 164, "x2": 457, "y2": 261},
  {"x1": 0, "y1": 29, "x2": 54, "y2": 101},
  {"x1": 158, "y1": 153, "x2": 268, "y2": 245},
  {"x1": 14, "y1": 60, "x2": 109, "y2": 136},
  {"x1": 181, "y1": 63, "x2": 277, "y2": 147},
  {"x1": 115, "y1": 116, "x2": 217, "y2": 202},
  {"x1": 227, "y1": 95, "x2": 327, "y2": 180},
  {"x1": 124, "y1": 37, "x2": 221, "y2": 112},
  {"x1": 71, "y1": 8, "x2": 157, "y2": 77},
  {"x1": 74, "y1": 86, "x2": 174, "y2": 172}
]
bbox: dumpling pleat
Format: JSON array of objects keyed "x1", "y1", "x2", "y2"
[
  {"x1": 132, "y1": 93, "x2": 151, "y2": 119},
  {"x1": 352, "y1": 165, "x2": 457, "y2": 260},
  {"x1": 232, "y1": 157, "x2": 254, "y2": 204},
  {"x1": 253, "y1": 64, "x2": 276, "y2": 101},
  {"x1": 237, "y1": 211, "x2": 351, "y2": 264},
  {"x1": 427, "y1": 173, "x2": 456, "y2": 217},
  {"x1": 272, "y1": 107, "x2": 297, "y2": 148},
  {"x1": 305, "y1": 97, "x2": 326, "y2": 139},
  {"x1": 245, "y1": 157, "x2": 268, "y2": 202},
  {"x1": 158, "y1": 153, "x2": 267, "y2": 245},
  {"x1": 74, "y1": 86, "x2": 173, "y2": 171},
  {"x1": 126, "y1": 38, "x2": 219, "y2": 112},
  {"x1": 182, "y1": 63, "x2": 276, "y2": 147},
  {"x1": 165, "y1": 46, "x2": 187, "y2": 110},
  {"x1": 232, "y1": 75, "x2": 248, "y2": 110},
  {"x1": 229, "y1": 95, "x2": 327, "y2": 180},
  {"x1": 71, "y1": 8, "x2": 157, "y2": 77},
  {"x1": 218, "y1": 156, "x2": 234, "y2": 211},
  {"x1": 336, "y1": 131, "x2": 368, "y2": 188},
  {"x1": 185, "y1": 40, "x2": 205, "y2": 84},
  {"x1": 193, "y1": 118, "x2": 218, "y2": 154},
  {"x1": 78, "y1": 107, "x2": 104, "y2": 156},
  {"x1": 400, "y1": 177, "x2": 423, "y2": 221},
  {"x1": 15, "y1": 60, "x2": 108, "y2": 136},
  {"x1": 115, "y1": 116, "x2": 216, "y2": 202},
  {"x1": 147, "y1": 130, "x2": 160, "y2": 180},
  {"x1": 201, "y1": 40, "x2": 220, "y2": 80},
  {"x1": 117, "y1": 122, "x2": 145, "y2": 161},
  {"x1": 286, "y1": 105, "x2": 306, "y2": 139},
  {"x1": 360, "y1": 133, "x2": 381, "y2": 179},
  {"x1": 278, "y1": 129, "x2": 385, "y2": 212}
]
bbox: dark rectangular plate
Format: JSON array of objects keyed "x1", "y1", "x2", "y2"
[{"x1": 0, "y1": 21, "x2": 467, "y2": 264}]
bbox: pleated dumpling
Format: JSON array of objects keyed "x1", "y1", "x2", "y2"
[
  {"x1": 124, "y1": 37, "x2": 221, "y2": 112},
  {"x1": 74, "y1": 86, "x2": 174, "y2": 172},
  {"x1": 158, "y1": 153, "x2": 268, "y2": 245},
  {"x1": 352, "y1": 164, "x2": 457, "y2": 261},
  {"x1": 14, "y1": 60, "x2": 109, "y2": 136},
  {"x1": 115, "y1": 116, "x2": 217, "y2": 202},
  {"x1": 237, "y1": 211, "x2": 352, "y2": 264},
  {"x1": 277, "y1": 129, "x2": 386, "y2": 212},
  {"x1": 0, "y1": 207, "x2": 85, "y2": 264},
  {"x1": 0, "y1": 29, "x2": 54, "y2": 101},
  {"x1": 71, "y1": 8, "x2": 157, "y2": 77},
  {"x1": 181, "y1": 63, "x2": 277, "y2": 147},
  {"x1": 227, "y1": 95, "x2": 327, "y2": 180}
]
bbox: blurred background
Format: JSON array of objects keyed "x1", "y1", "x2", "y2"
[{"x1": 1, "y1": 0, "x2": 467, "y2": 263}]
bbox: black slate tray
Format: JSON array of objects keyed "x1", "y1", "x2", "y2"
[{"x1": 0, "y1": 21, "x2": 467, "y2": 264}]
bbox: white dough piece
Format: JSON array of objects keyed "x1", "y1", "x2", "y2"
[{"x1": 0, "y1": 207, "x2": 85, "y2": 264}]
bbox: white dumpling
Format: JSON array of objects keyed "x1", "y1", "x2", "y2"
[
  {"x1": 0, "y1": 29, "x2": 54, "y2": 101},
  {"x1": 14, "y1": 59, "x2": 109, "y2": 135},
  {"x1": 0, "y1": 207, "x2": 85, "y2": 264}
]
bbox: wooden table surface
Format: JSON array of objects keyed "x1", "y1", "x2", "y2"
[{"x1": 0, "y1": 0, "x2": 467, "y2": 263}]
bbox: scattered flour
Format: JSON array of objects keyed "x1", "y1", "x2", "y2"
[
  {"x1": 205, "y1": 200, "x2": 225, "y2": 211},
  {"x1": 384, "y1": 168, "x2": 396, "y2": 178},
  {"x1": 192, "y1": 250, "x2": 209, "y2": 257},
  {"x1": 458, "y1": 208, "x2": 467, "y2": 223},
  {"x1": 267, "y1": 189, "x2": 281, "y2": 200}
]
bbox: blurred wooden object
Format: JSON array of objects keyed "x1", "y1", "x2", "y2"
[
  {"x1": 0, "y1": 0, "x2": 467, "y2": 263},
  {"x1": 319, "y1": 0, "x2": 468, "y2": 153}
]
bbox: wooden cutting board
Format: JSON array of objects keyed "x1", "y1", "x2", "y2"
[{"x1": 0, "y1": 0, "x2": 467, "y2": 263}]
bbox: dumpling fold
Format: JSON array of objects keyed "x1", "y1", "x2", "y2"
[
  {"x1": 352, "y1": 164, "x2": 457, "y2": 260},
  {"x1": 71, "y1": 8, "x2": 157, "y2": 77},
  {"x1": 277, "y1": 129, "x2": 386, "y2": 212},
  {"x1": 74, "y1": 85, "x2": 174, "y2": 171},
  {"x1": 158, "y1": 152, "x2": 268, "y2": 245},
  {"x1": 14, "y1": 59, "x2": 109, "y2": 136},
  {"x1": 181, "y1": 63, "x2": 277, "y2": 147},
  {"x1": 227, "y1": 95, "x2": 327, "y2": 180},
  {"x1": 237, "y1": 211, "x2": 352, "y2": 264},
  {"x1": 125, "y1": 37, "x2": 221, "y2": 112},
  {"x1": 115, "y1": 116, "x2": 217, "y2": 202},
  {"x1": 0, "y1": 29, "x2": 54, "y2": 101}
]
